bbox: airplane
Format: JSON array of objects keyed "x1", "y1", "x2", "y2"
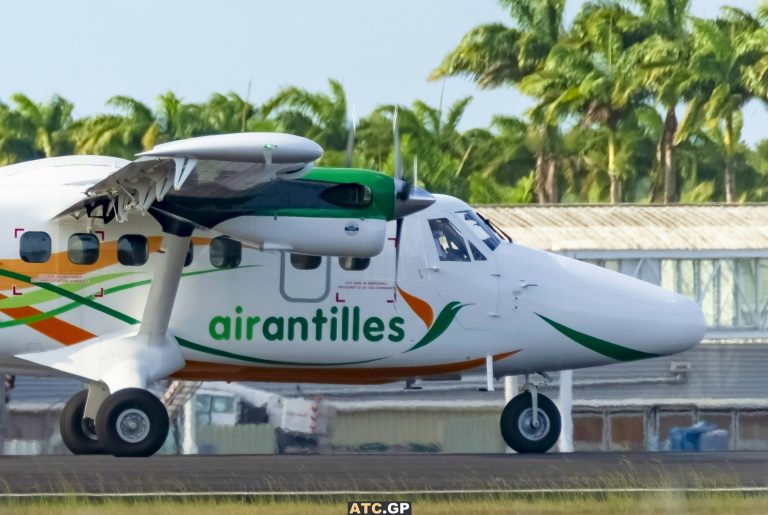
[{"x1": 0, "y1": 131, "x2": 706, "y2": 457}]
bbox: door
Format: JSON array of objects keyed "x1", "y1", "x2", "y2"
[
  {"x1": 422, "y1": 214, "x2": 500, "y2": 329},
  {"x1": 280, "y1": 252, "x2": 331, "y2": 302}
]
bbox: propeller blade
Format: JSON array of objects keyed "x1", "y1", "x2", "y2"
[
  {"x1": 343, "y1": 104, "x2": 357, "y2": 168},
  {"x1": 393, "y1": 107, "x2": 403, "y2": 181},
  {"x1": 394, "y1": 216, "x2": 403, "y2": 300}
]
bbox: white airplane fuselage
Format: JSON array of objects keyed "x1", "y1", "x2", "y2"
[{"x1": 0, "y1": 157, "x2": 705, "y2": 384}]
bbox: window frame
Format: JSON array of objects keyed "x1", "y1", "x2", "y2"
[
  {"x1": 68, "y1": 233, "x2": 100, "y2": 266},
  {"x1": 209, "y1": 236, "x2": 242, "y2": 269},
  {"x1": 19, "y1": 231, "x2": 52, "y2": 264},
  {"x1": 290, "y1": 253, "x2": 323, "y2": 271},
  {"x1": 428, "y1": 218, "x2": 471, "y2": 262},
  {"x1": 338, "y1": 256, "x2": 370, "y2": 271},
  {"x1": 117, "y1": 234, "x2": 149, "y2": 267}
]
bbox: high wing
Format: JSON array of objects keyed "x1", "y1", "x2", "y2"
[{"x1": 55, "y1": 132, "x2": 323, "y2": 223}]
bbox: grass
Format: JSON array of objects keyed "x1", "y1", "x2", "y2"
[{"x1": 0, "y1": 493, "x2": 766, "y2": 515}]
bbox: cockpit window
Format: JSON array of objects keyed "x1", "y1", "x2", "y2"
[
  {"x1": 428, "y1": 218, "x2": 470, "y2": 262},
  {"x1": 469, "y1": 242, "x2": 487, "y2": 261},
  {"x1": 457, "y1": 210, "x2": 501, "y2": 250}
]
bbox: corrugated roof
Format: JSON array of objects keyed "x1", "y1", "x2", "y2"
[{"x1": 479, "y1": 204, "x2": 768, "y2": 252}]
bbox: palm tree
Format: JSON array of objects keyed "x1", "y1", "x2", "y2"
[
  {"x1": 676, "y1": 10, "x2": 768, "y2": 202},
  {"x1": 74, "y1": 92, "x2": 207, "y2": 158},
  {"x1": 520, "y1": 2, "x2": 650, "y2": 203},
  {"x1": 627, "y1": 0, "x2": 692, "y2": 202},
  {"x1": 359, "y1": 97, "x2": 475, "y2": 197},
  {"x1": 466, "y1": 116, "x2": 537, "y2": 203},
  {"x1": 0, "y1": 94, "x2": 75, "y2": 161},
  {"x1": 201, "y1": 92, "x2": 272, "y2": 134},
  {"x1": 262, "y1": 79, "x2": 351, "y2": 164},
  {"x1": 430, "y1": 0, "x2": 566, "y2": 203}
]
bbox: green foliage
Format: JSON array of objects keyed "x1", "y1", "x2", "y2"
[{"x1": 2, "y1": 0, "x2": 768, "y2": 205}]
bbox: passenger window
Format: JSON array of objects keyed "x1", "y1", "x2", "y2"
[
  {"x1": 469, "y1": 242, "x2": 487, "y2": 261},
  {"x1": 210, "y1": 237, "x2": 241, "y2": 269},
  {"x1": 68, "y1": 233, "x2": 100, "y2": 265},
  {"x1": 184, "y1": 243, "x2": 194, "y2": 267},
  {"x1": 339, "y1": 257, "x2": 370, "y2": 271},
  {"x1": 20, "y1": 231, "x2": 51, "y2": 263},
  {"x1": 291, "y1": 253, "x2": 322, "y2": 270},
  {"x1": 428, "y1": 218, "x2": 470, "y2": 262},
  {"x1": 117, "y1": 235, "x2": 148, "y2": 266}
]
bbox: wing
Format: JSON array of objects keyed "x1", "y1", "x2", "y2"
[{"x1": 55, "y1": 132, "x2": 323, "y2": 223}]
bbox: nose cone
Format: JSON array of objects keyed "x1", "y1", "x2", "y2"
[
  {"x1": 394, "y1": 180, "x2": 435, "y2": 218},
  {"x1": 524, "y1": 252, "x2": 708, "y2": 362},
  {"x1": 659, "y1": 293, "x2": 707, "y2": 354}
]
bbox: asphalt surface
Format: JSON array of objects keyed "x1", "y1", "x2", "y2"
[{"x1": 0, "y1": 452, "x2": 766, "y2": 494}]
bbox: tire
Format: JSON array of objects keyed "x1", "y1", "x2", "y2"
[
  {"x1": 500, "y1": 391, "x2": 561, "y2": 453},
  {"x1": 60, "y1": 390, "x2": 104, "y2": 455},
  {"x1": 95, "y1": 388, "x2": 169, "y2": 457}
]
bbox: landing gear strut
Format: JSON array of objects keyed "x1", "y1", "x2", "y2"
[{"x1": 500, "y1": 375, "x2": 561, "y2": 453}]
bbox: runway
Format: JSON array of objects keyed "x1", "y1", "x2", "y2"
[{"x1": 0, "y1": 452, "x2": 766, "y2": 495}]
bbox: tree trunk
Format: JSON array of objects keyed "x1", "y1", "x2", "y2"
[
  {"x1": 608, "y1": 130, "x2": 620, "y2": 203},
  {"x1": 534, "y1": 152, "x2": 547, "y2": 204},
  {"x1": 724, "y1": 113, "x2": 735, "y2": 203},
  {"x1": 545, "y1": 155, "x2": 558, "y2": 203},
  {"x1": 662, "y1": 107, "x2": 678, "y2": 204}
]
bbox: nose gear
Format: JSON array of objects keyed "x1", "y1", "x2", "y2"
[{"x1": 500, "y1": 373, "x2": 561, "y2": 453}]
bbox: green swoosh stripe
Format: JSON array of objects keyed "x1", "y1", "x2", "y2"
[
  {"x1": 0, "y1": 272, "x2": 137, "y2": 309},
  {"x1": 403, "y1": 301, "x2": 468, "y2": 354},
  {"x1": 176, "y1": 336, "x2": 389, "y2": 367},
  {"x1": 536, "y1": 313, "x2": 660, "y2": 362},
  {"x1": 0, "y1": 268, "x2": 138, "y2": 325},
  {"x1": 0, "y1": 267, "x2": 249, "y2": 328}
]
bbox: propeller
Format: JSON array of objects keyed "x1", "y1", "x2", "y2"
[
  {"x1": 343, "y1": 104, "x2": 357, "y2": 168},
  {"x1": 391, "y1": 107, "x2": 434, "y2": 301}
]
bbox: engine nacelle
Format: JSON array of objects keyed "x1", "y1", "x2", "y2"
[{"x1": 214, "y1": 216, "x2": 387, "y2": 257}]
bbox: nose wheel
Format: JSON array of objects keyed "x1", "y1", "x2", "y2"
[{"x1": 500, "y1": 389, "x2": 561, "y2": 453}]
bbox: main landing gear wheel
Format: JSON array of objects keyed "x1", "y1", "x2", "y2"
[
  {"x1": 95, "y1": 388, "x2": 169, "y2": 457},
  {"x1": 500, "y1": 391, "x2": 561, "y2": 453},
  {"x1": 60, "y1": 390, "x2": 104, "y2": 455}
]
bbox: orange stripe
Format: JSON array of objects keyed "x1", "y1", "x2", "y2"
[
  {"x1": 397, "y1": 286, "x2": 434, "y2": 328},
  {"x1": 0, "y1": 293, "x2": 96, "y2": 345},
  {"x1": 0, "y1": 236, "x2": 213, "y2": 292},
  {"x1": 0, "y1": 235, "x2": 215, "y2": 345},
  {"x1": 172, "y1": 351, "x2": 519, "y2": 384}
]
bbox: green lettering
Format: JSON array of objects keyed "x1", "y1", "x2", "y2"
[
  {"x1": 312, "y1": 309, "x2": 328, "y2": 340},
  {"x1": 263, "y1": 316, "x2": 284, "y2": 341},
  {"x1": 234, "y1": 307, "x2": 244, "y2": 340},
  {"x1": 363, "y1": 317, "x2": 385, "y2": 342},
  {"x1": 352, "y1": 307, "x2": 360, "y2": 341},
  {"x1": 209, "y1": 316, "x2": 231, "y2": 341},
  {"x1": 330, "y1": 306, "x2": 338, "y2": 341},
  {"x1": 246, "y1": 316, "x2": 261, "y2": 340},
  {"x1": 388, "y1": 317, "x2": 405, "y2": 342},
  {"x1": 341, "y1": 306, "x2": 349, "y2": 341},
  {"x1": 288, "y1": 317, "x2": 309, "y2": 341}
]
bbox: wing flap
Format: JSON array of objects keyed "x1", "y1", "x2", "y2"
[{"x1": 53, "y1": 132, "x2": 323, "y2": 222}]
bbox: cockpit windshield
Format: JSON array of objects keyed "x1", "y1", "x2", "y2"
[{"x1": 457, "y1": 210, "x2": 502, "y2": 250}]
